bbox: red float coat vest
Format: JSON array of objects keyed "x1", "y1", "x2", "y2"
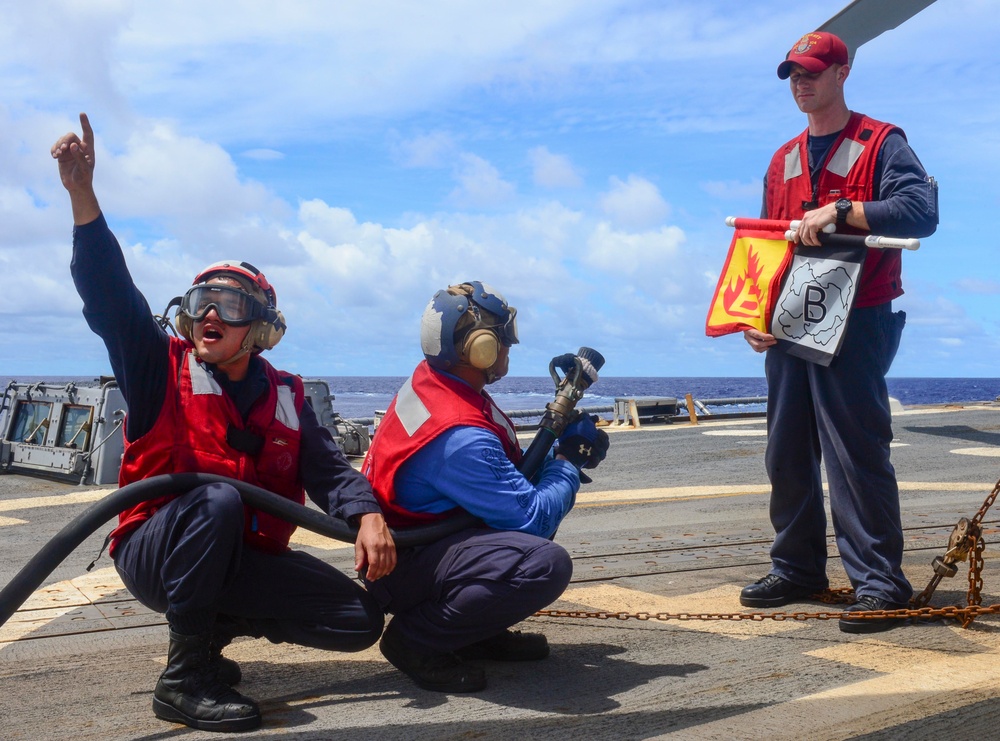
[
  {"x1": 111, "y1": 339, "x2": 305, "y2": 555},
  {"x1": 362, "y1": 361, "x2": 523, "y2": 528},
  {"x1": 766, "y1": 111, "x2": 903, "y2": 307}
]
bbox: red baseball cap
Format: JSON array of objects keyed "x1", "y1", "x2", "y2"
[{"x1": 777, "y1": 32, "x2": 849, "y2": 79}]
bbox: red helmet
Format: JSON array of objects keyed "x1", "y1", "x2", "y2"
[{"x1": 192, "y1": 260, "x2": 277, "y2": 309}]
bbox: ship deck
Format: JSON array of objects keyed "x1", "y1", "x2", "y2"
[{"x1": 2, "y1": 402, "x2": 1000, "y2": 740}]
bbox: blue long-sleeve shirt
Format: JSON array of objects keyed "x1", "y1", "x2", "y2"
[
  {"x1": 391, "y1": 374, "x2": 580, "y2": 539},
  {"x1": 70, "y1": 214, "x2": 381, "y2": 522}
]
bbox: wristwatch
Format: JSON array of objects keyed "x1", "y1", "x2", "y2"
[{"x1": 835, "y1": 198, "x2": 852, "y2": 226}]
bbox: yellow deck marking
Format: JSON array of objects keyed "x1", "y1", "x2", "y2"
[
  {"x1": 578, "y1": 480, "x2": 994, "y2": 506},
  {"x1": 0, "y1": 488, "x2": 114, "y2": 513},
  {"x1": 805, "y1": 641, "x2": 951, "y2": 672},
  {"x1": 0, "y1": 567, "x2": 160, "y2": 644},
  {"x1": 1, "y1": 479, "x2": 992, "y2": 529},
  {"x1": 289, "y1": 528, "x2": 353, "y2": 550},
  {"x1": 896, "y1": 481, "x2": 992, "y2": 491},
  {"x1": 577, "y1": 484, "x2": 771, "y2": 504},
  {"x1": 893, "y1": 406, "x2": 993, "y2": 416},
  {"x1": 951, "y1": 447, "x2": 1000, "y2": 457},
  {"x1": 701, "y1": 430, "x2": 767, "y2": 436},
  {"x1": 559, "y1": 584, "x2": 805, "y2": 638},
  {"x1": 682, "y1": 633, "x2": 1000, "y2": 740}
]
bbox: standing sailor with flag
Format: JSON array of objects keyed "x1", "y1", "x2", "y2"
[{"x1": 735, "y1": 32, "x2": 938, "y2": 631}]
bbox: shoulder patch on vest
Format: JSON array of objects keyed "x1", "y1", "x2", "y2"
[
  {"x1": 396, "y1": 374, "x2": 431, "y2": 437},
  {"x1": 826, "y1": 138, "x2": 866, "y2": 178},
  {"x1": 275, "y1": 385, "x2": 300, "y2": 431},
  {"x1": 188, "y1": 353, "x2": 222, "y2": 395},
  {"x1": 784, "y1": 147, "x2": 803, "y2": 182},
  {"x1": 489, "y1": 403, "x2": 518, "y2": 447}
]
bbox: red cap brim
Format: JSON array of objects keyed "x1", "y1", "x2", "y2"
[{"x1": 777, "y1": 54, "x2": 833, "y2": 80}]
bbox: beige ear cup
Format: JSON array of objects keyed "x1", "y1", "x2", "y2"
[
  {"x1": 462, "y1": 329, "x2": 499, "y2": 369},
  {"x1": 177, "y1": 312, "x2": 194, "y2": 342},
  {"x1": 254, "y1": 309, "x2": 286, "y2": 351}
]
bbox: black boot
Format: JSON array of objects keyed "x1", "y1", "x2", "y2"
[
  {"x1": 153, "y1": 629, "x2": 262, "y2": 733},
  {"x1": 208, "y1": 631, "x2": 242, "y2": 687},
  {"x1": 210, "y1": 615, "x2": 259, "y2": 686},
  {"x1": 379, "y1": 620, "x2": 486, "y2": 693},
  {"x1": 456, "y1": 629, "x2": 550, "y2": 661}
]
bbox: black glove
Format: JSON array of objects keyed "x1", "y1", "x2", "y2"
[{"x1": 555, "y1": 414, "x2": 609, "y2": 470}]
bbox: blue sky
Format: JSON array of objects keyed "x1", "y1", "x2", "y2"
[{"x1": 2, "y1": 0, "x2": 998, "y2": 379}]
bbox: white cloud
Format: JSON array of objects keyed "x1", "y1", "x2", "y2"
[
  {"x1": 241, "y1": 148, "x2": 285, "y2": 161},
  {"x1": 701, "y1": 179, "x2": 762, "y2": 201},
  {"x1": 396, "y1": 132, "x2": 458, "y2": 168},
  {"x1": 95, "y1": 121, "x2": 288, "y2": 227},
  {"x1": 598, "y1": 175, "x2": 669, "y2": 230},
  {"x1": 2, "y1": 0, "x2": 999, "y2": 379},
  {"x1": 529, "y1": 146, "x2": 583, "y2": 189},
  {"x1": 583, "y1": 221, "x2": 687, "y2": 305},
  {"x1": 448, "y1": 153, "x2": 516, "y2": 208},
  {"x1": 953, "y1": 277, "x2": 1000, "y2": 295}
]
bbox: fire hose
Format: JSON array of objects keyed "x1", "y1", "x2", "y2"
[{"x1": 0, "y1": 347, "x2": 604, "y2": 629}]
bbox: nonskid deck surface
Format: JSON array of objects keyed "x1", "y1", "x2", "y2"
[{"x1": 1, "y1": 403, "x2": 999, "y2": 740}]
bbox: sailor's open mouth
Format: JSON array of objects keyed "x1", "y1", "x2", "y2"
[{"x1": 204, "y1": 328, "x2": 223, "y2": 340}]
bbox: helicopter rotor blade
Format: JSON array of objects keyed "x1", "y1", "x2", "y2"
[{"x1": 817, "y1": 0, "x2": 938, "y2": 63}]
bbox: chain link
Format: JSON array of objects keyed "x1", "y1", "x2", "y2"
[
  {"x1": 970, "y1": 477, "x2": 1000, "y2": 531},
  {"x1": 536, "y1": 603, "x2": 1000, "y2": 623},
  {"x1": 539, "y1": 477, "x2": 1000, "y2": 628}
]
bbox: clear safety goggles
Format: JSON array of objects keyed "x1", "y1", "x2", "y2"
[
  {"x1": 489, "y1": 307, "x2": 519, "y2": 347},
  {"x1": 180, "y1": 284, "x2": 267, "y2": 326}
]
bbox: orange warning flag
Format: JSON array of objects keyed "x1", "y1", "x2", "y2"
[{"x1": 705, "y1": 227, "x2": 793, "y2": 337}]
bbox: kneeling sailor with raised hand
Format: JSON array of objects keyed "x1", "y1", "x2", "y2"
[{"x1": 52, "y1": 113, "x2": 396, "y2": 733}]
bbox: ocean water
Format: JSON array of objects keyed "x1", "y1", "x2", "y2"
[
  {"x1": 2, "y1": 375, "x2": 998, "y2": 422},
  {"x1": 319, "y1": 376, "x2": 1000, "y2": 420}
]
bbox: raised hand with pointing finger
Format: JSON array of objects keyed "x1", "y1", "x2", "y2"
[{"x1": 51, "y1": 112, "x2": 100, "y2": 225}]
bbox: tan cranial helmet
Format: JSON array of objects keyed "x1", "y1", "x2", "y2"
[{"x1": 420, "y1": 281, "x2": 518, "y2": 371}]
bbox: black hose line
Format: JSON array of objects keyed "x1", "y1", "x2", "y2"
[
  {"x1": 518, "y1": 428, "x2": 558, "y2": 481},
  {"x1": 0, "y1": 472, "x2": 491, "y2": 628},
  {"x1": 0, "y1": 449, "x2": 548, "y2": 629},
  {"x1": 0, "y1": 347, "x2": 603, "y2": 629},
  {"x1": 0, "y1": 422, "x2": 553, "y2": 630}
]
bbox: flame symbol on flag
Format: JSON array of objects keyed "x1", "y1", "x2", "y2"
[{"x1": 722, "y1": 246, "x2": 764, "y2": 318}]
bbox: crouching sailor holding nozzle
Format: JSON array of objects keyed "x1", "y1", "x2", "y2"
[
  {"x1": 52, "y1": 113, "x2": 397, "y2": 733},
  {"x1": 361, "y1": 282, "x2": 610, "y2": 692}
]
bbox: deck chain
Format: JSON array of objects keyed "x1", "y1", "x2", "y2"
[
  {"x1": 539, "y1": 476, "x2": 1000, "y2": 629},
  {"x1": 535, "y1": 603, "x2": 1000, "y2": 624}
]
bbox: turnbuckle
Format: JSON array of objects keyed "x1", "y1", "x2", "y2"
[
  {"x1": 933, "y1": 517, "x2": 974, "y2": 577},
  {"x1": 913, "y1": 517, "x2": 979, "y2": 608}
]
